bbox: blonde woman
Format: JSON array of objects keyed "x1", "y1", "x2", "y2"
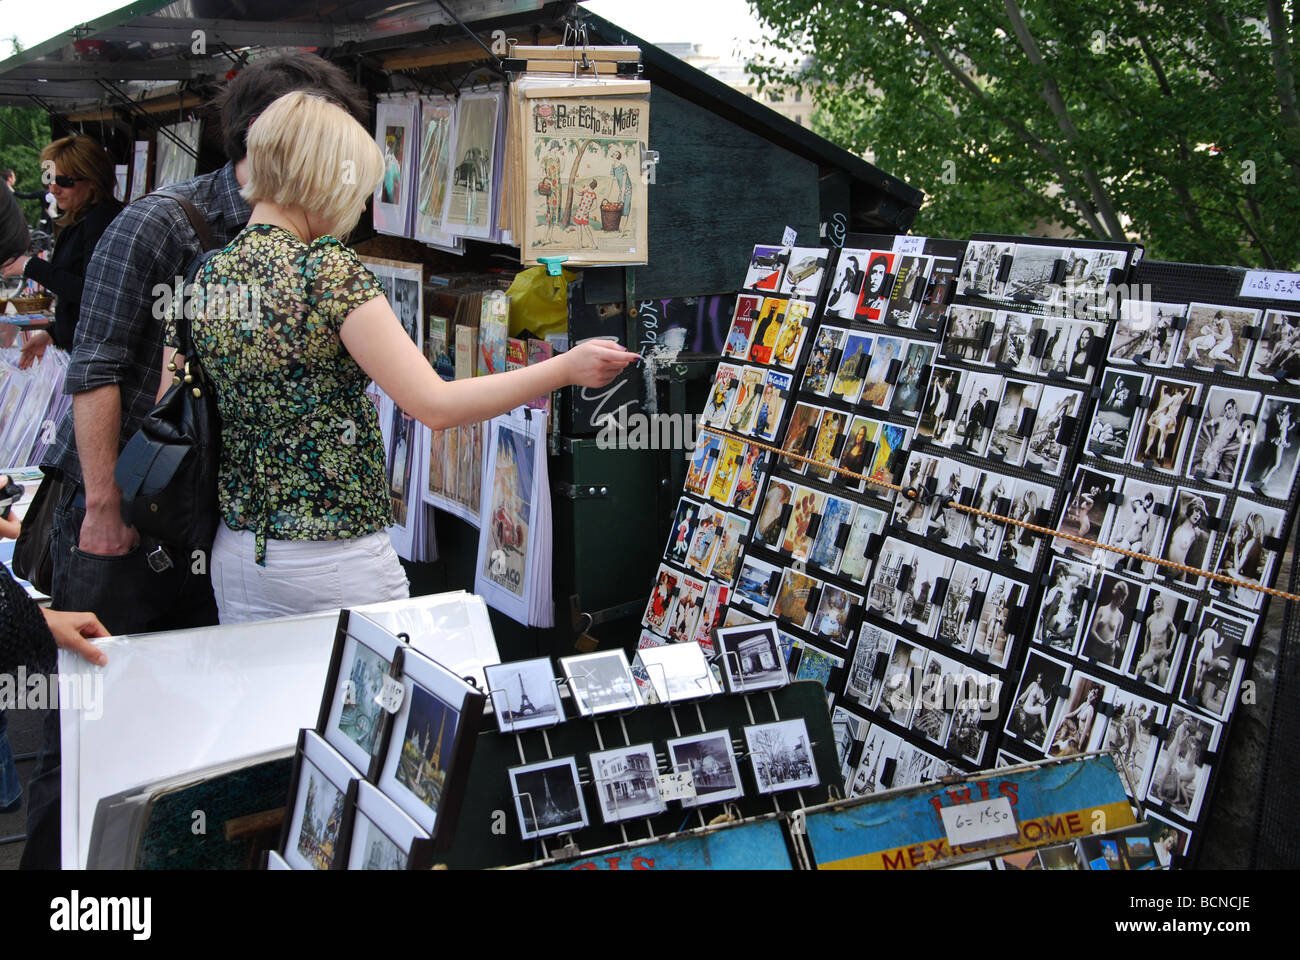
[
  {"x1": 2, "y1": 135, "x2": 121, "y2": 366},
  {"x1": 170, "y1": 91, "x2": 637, "y2": 624}
]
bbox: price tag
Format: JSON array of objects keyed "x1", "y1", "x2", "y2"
[
  {"x1": 1240, "y1": 270, "x2": 1300, "y2": 302},
  {"x1": 375, "y1": 675, "x2": 405, "y2": 715},
  {"x1": 892, "y1": 235, "x2": 928, "y2": 256},
  {"x1": 782, "y1": 225, "x2": 798, "y2": 247},
  {"x1": 939, "y1": 797, "x2": 1018, "y2": 847},
  {"x1": 656, "y1": 771, "x2": 697, "y2": 802}
]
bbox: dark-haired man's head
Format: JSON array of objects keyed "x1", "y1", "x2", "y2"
[{"x1": 216, "y1": 52, "x2": 369, "y2": 163}]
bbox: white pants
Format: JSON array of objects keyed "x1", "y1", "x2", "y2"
[{"x1": 212, "y1": 525, "x2": 410, "y2": 625}]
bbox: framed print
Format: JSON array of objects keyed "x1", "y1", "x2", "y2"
[
  {"x1": 590, "y1": 743, "x2": 666, "y2": 823},
  {"x1": 1210, "y1": 499, "x2": 1287, "y2": 610},
  {"x1": 666, "y1": 731, "x2": 744, "y2": 808},
  {"x1": 1146, "y1": 706, "x2": 1220, "y2": 821},
  {"x1": 281, "y1": 730, "x2": 356, "y2": 872},
  {"x1": 375, "y1": 646, "x2": 485, "y2": 843},
  {"x1": 1239, "y1": 395, "x2": 1300, "y2": 499},
  {"x1": 633, "y1": 642, "x2": 722, "y2": 703},
  {"x1": 1247, "y1": 310, "x2": 1300, "y2": 382},
  {"x1": 1187, "y1": 386, "x2": 1258, "y2": 486},
  {"x1": 560, "y1": 649, "x2": 641, "y2": 716},
  {"x1": 373, "y1": 97, "x2": 418, "y2": 236},
  {"x1": 347, "y1": 780, "x2": 434, "y2": 870},
  {"x1": 745, "y1": 719, "x2": 819, "y2": 794},
  {"x1": 508, "y1": 756, "x2": 589, "y2": 839},
  {"x1": 484, "y1": 656, "x2": 563, "y2": 733},
  {"x1": 715, "y1": 621, "x2": 789, "y2": 693},
  {"x1": 317, "y1": 610, "x2": 405, "y2": 777},
  {"x1": 1174, "y1": 303, "x2": 1260, "y2": 375}
]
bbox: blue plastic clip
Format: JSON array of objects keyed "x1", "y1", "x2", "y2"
[{"x1": 539, "y1": 255, "x2": 568, "y2": 277}]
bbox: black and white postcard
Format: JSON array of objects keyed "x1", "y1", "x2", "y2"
[
  {"x1": 590, "y1": 743, "x2": 667, "y2": 823},
  {"x1": 485, "y1": 656, "x2": 562, "y2": 733},
  {"x1": 509, "y1": 756, "x2": 589, "y2": 839},
  {"x1": 745, "y1": 719, "x2": 819, "y2": 794}
]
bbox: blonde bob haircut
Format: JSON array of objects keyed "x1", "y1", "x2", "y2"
[{"x1": 242, "y1": 90, "x2": 384, "y2": 237}]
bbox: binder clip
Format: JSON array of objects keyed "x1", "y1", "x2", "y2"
[{"x1": 538, "y1": 256, "x2": 569, "y2": 277}]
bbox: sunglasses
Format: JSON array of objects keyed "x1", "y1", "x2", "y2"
[{"x1": 53, "y1": 174, "x2": 87, "y2": 188}]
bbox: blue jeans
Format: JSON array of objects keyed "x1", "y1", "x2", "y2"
[{"x1": 0, "y1": 709, "x2": 19, "y2": 813}]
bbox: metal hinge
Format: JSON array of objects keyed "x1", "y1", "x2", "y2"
[{"x1": 556, "y1": 481, "x2": 610, "y2": 500}]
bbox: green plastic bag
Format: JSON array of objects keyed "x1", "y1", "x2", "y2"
[{"x1": 507, "y1": 265, "x2": 578, "y2": 339}]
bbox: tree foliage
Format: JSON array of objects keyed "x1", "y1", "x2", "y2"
[
  {"x1": 748, "y1": 0, "x2": 1300, "y2": 268},
  {"x1": 0, "y1": 105, "x2": 49, "y2": 224}
]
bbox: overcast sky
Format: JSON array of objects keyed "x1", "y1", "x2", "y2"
[{"x1": 0, "y1": 0, "x2": 771, "y2": 61}]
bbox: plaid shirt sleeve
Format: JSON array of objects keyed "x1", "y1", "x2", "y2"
[{"x1": 63, "y1": 197, "x2": 198, "y2": 396}]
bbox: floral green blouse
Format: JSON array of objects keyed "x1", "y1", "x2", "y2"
[{"x1": 172, "y1": 223, "x2": 392, "y2": 564}]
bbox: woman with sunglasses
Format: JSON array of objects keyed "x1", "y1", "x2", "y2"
[{"x1": 2, "y1": 135, "x2": 122, "y2": 369}]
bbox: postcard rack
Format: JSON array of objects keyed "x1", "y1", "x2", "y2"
[{"x1": 439, "y1": 679, "x2": 839, "y2": 869}]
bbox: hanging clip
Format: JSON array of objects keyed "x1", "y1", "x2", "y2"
[{"x1": 539, "y1": 255, "x2": 569, "y2": 277}]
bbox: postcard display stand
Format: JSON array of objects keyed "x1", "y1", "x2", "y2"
[
  {"x1": 637, "y1": 236, "x2": 1300, "y2": 865},
  {"x1": 996, "y1": 258, "x2": 1300, "y2": 867}
]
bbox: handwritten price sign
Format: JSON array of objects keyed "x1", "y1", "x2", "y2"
[
  {"x1": 1240, "y1": 271, "x2": 1300, "y2": 302},
  {"x1": 939, "y1": 797, "x2": 1018, "y2": 846}
]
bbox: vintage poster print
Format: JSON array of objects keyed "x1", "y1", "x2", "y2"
[
  {"x1": 445, "y1": 90, "x2": 502, "y2": 239},
  {"x1": 1175, "y1": 303, "x2": 1261, "y2": 375},
  {"x1": 754, "y1": 478, "x2": 795, "y2": 550},
  {"x1": 482, "y1": 420, "x2": 535, "y2": 598},
  {"x1": 709, "y1": 513, "x2": 750, "y2": 585},
  {"x1": 414, "y1": 96, "x2": 458, "y2": 245},
  {"x1": 1187, "y1": 386, "x2": 1259, "y2": 487},
  {"x1": 702, "y1": 362, "x2": 741, "y2": 430},
  {"x1": 1087, "y1": 370, "x2": 1147, "y2": 462},
  {"x1": 860, "y1": 334, "x2": 904, "y2": 409},
  {"x1": 722, "y1": 296, "x2": 761, "y2": 360},
  {"x1": 684, "y1": 432, "x2": 721, "y2": 497},
  {"x1": 780, "y1": 247, "x2": 829, "y2": 300},
  {"x1": 1211, "y1": 499, "x2": 1286, "y2": 610},
  {"x1": 781, "y1": 484, "x2": 826, "y2": 561},
  {"x1": 1179, "y1": 606, "x2": 1253, "y2": 720},
  {"x1": 854, "y1": 250, "x2": 897, "y2": 324},
  {"x1": 1134, "y1": 378, "x2": 1199, "y2": 473},
  {"x1": 708, "y1": 437, "x2": 746, "y2": 503},
  {"x1": 774, "y1": 301, "x2": 813, "y2": 369},
  {"x1": 666, "y1": 574, "x2": 708, "y2": 644},
  {"x1": 734, "y1": 554, "x2": 781, "y2": 613},
  {"x1": 1239, "y1": 395, "x2": 1300, "y2": 499},
  {"x1": 692, "y1": 581, "x2": 731, "y2": 654},
  {"x1": 1247, "y1": 310, "x2": 1300, "y2": 382},
  {"x1": 826, "y1": 247, "x2": 870, "y2": 319},
  {"x1": 744, "y1": 244, "x2": 788, "y2": 292},
  {"x1": 773, "y1": 569, "x2": 820, "y2": 631},
  {"x1": 525, "y1": 93, "x2": 645, "y2": 260},
  {"x1": 665, "y1": 496, "x2": 702, "y2": 566},
  {"x1": 754, "y1": 369, "x2": 792, "y2": 442},
  {"x1": 813, "y1": 583, "x2": 861, "y2": 647},
  {"x1": 748, "y1": 297, "x2": 788, "y2": 365},
  {"x1": 730, "y1": 443, "x2": 767, "y2": 514},
  {"x1": 683, "y1": 506, "x2": 720, "y2": 579},
  {"x1": 1110, "y1": 299, "x2": 1185, "y2": 366},
  {"x1": 728, "y1": 367, "x2": 766, "y2": 436},
  {"x1": 642, "y1": 563, "x2": 680, "y2": 636}
]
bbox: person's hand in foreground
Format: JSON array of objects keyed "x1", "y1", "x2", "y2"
[{"x1": 41, "y1": 609, "x2": 109, "y2": 666}]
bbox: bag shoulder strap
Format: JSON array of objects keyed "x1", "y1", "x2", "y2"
[{"x1": 150, "y1": 189, "x2": 220, "y2": 357}]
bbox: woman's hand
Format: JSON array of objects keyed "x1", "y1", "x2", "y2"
[
  {"x1": 18, "y1": 330, "x2": 51, "y2": 370},
  {"x1": 41, "y1": 608, "x2": 110, "y2": 665},
  {"x1": 1, "y1": 254, "x2": 28, "y2": 278},
  {"x1": 561, "y1": 339, "x2": 640, "y2": 389}
]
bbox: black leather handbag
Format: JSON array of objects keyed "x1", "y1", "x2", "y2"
[{"x1": 114, "y1": 193, "x2": 223, "y2": 550}]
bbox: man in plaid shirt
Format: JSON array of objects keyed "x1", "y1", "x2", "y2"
[{"x1": 25, "y1": 53, "x2": 368, "y2": 870}]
